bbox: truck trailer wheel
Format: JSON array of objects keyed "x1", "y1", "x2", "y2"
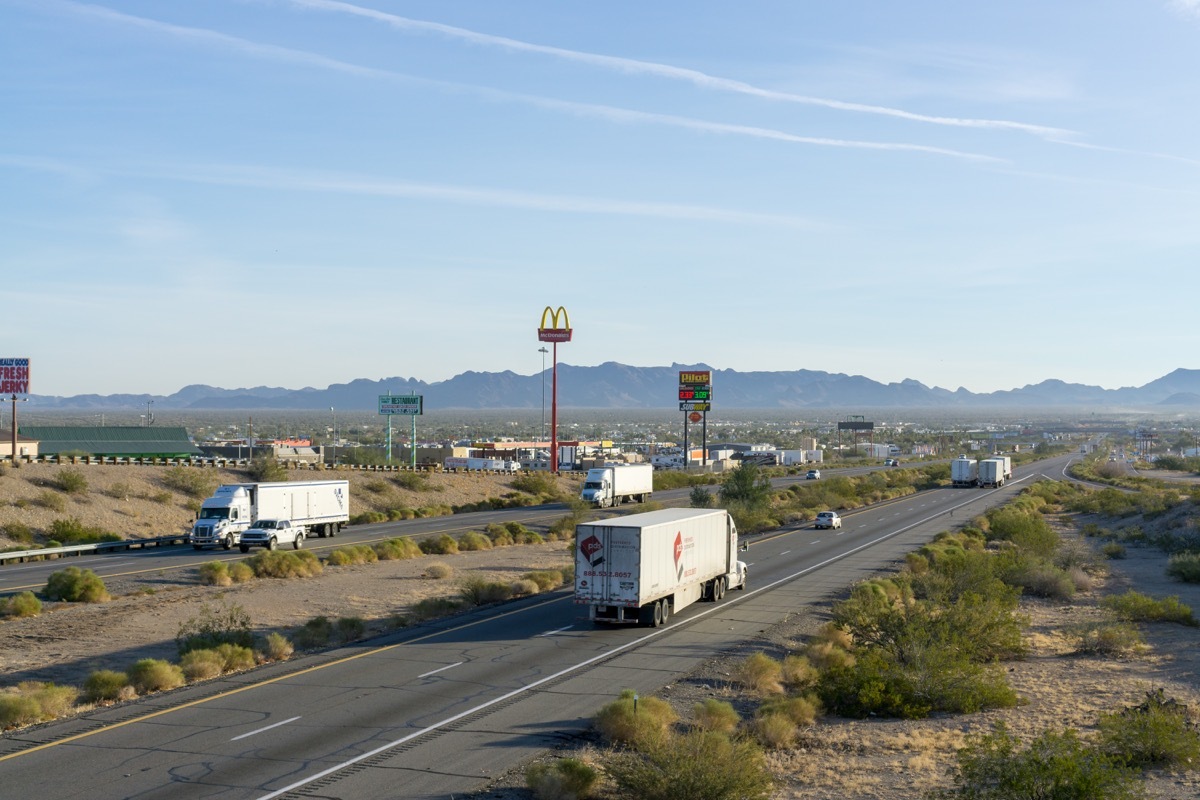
[{"x1": 221, "y1": 536, "x2": 233, "y2": 551}]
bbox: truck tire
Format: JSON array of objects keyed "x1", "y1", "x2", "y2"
[
  {"x1": 266, "y1": 537, "x2": 277, "y2": 551},
  {"x1": 293, "y1": 534, "x2": 304, "y2": 550},
  {"x1": 660, "y1": 599, "x2": 670, "y2": 625},
  {"x1": 239, "y1": 544, "x2": 250, "y2": 553},
  {"x1": 715, "y1": 577, "x2": 726, "y2": 601},
  {"x1": 221, "y1": 535, "x2": 233, "y2": 551}
]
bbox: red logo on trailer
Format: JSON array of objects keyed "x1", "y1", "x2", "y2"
[{"x1": 580, "y1": 534, "x2": 604, "y2": 567}]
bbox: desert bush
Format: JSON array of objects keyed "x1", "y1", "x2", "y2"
[
  {"x1": 693, "y1": 698, "x2": 741, "y2": 734},
  {"x1": 525, "y1": 757, "x2": 599, "y2": 800},
  {"x1": 757, "y1": 695, "x2": 820, "y2": 727},
  {"x1": 523, "y1": 570, "x2": 565, "y2": 591},
  {"x1": 510, "y1": 578, "x2": 541, "y2": 596},
  {"x1": 460, "y1": 576, "x2": 514, "y2": 605},
  {"x1": 351, "y1": 511, "x2": 388, "y2": 525},
  {"x1": 127, "y1": 659, "x2": 185, "y2": 693},
  {"x1": 934, "y1": 723, "x2": 1140, "y2": 800},
  {"x1": 734, "y1": 652, "x2": 784, "y2": 695},
  {"x1": 361, "y1": 477, "x2": 391, "y2": 495},
  {"x1": 425, "y1": 562, "x2": 453, "y2": 579},
  {"x1": 593, "y1": 688, "x2": 678, "y2": 747},
  {"x1": 1102, "y1": 590, "x2": 1198, "y2": 626},
  {"x1": 180, "y1": 649, "x2": 226, "y2": 681},
  {"x1": 0, "y1": 683, "x2": 78, "y2": 729},
  {"x1": 54, "y1": 468, "x2": 88, "y2": 493},
  {"x1": 214, "y1": 642, "x2": 257, "y2": 671},
  {"x1": 690, "y1": 486, "x2": 714, "y2": 508},
  {"x1": 1, "y1": 520, "x2": 34, "y2": 544},
  {"x1": 0, "y1": 693, "x2": 43, "y2": 730},
  {"x1": 1068, "y1": 621, "x2": 1144, "y2": 656},
  {"x1": 335, "y1": 616, "x2": 366, "y2": 642},
  {"x1": 32, "y1": 490, "x2": 66, "y2": 511},
  {"x1": 753, "y1": 712, "x2": 797, "y2": 749},
  {"x1": 326, "y1": 545, "x2": 378, "y2": 566},
  {"x1": 1102, "y1": 542, "x2": 1127, "y2": 560},
  {"x1": 410, "y1": 596, "x2": 464, "y2": 620},
  {"x1": 510, "y1": 472, "x2": 561, "y2": 499},
  {"x1": 1096, "y1": 689, "x2": 1200, "y2": 768},
  {"x1": 161, "y1": 467, "x2": 217, "y2": 498},
  {"x1": 247, "y1": 550, "x2": 323, "y2": 578},
  {"x1": 419, "y1": 533, "x2": 459, "y2": 555},
  {"x1": 83, "y1": 670, "x2": 131, "y2": 702},
  {"x1": 47, "y1": 517, "x2": 120, "y2": 545},
  {"x1": 486, "y1": 523, "x2": 516, "y2": 546},
  {"x1": 2, "y1": 590, "x2": 42, "y2": 618},
  {"x1": 374, "y1": 537, "x2": 422, "y2": 560},
  {"x1": 147, "y1": 490, "x2": 173, "y2": 505},
  {"x1": 228, "y1": 561, "x2": 254, "y2": 583},
  {"x1": 1004, "y1": 562, "x2": 1076, "y2": 600},
  {"x1": 458, "y1": 530, "x2": 494, "y2": 551},
  {"x1": 246, "y1": 458, "x2": 289, "y2": 482},
  {"x1": 547, "y1": 515, "x2": 577, "y2": 541},
  {"x1": 293, "y1": 616, "x2": 334, "y2": 649},
  {"x1": 393, "y1": 472, "x2": 431, "y2": 491},
  {"x1": 781, "y1": 654, "x2": 818, "y2": 690},
  {"x1": 44, "y1": 566, "x2": 110, "y2": 603},
  {"x1": 176, "y1": 600, "x2": 254, "y2": 655},
  {"x1": 259, "y1": 632, "x2": 294, "y2": 662},
  {"x1": 513, "y1": 529, "x2": 545, "y2": 545},
  {"x1": 198, "y1": 561, "x2": 232, "y2": 586},
  {"x1": 604, "y1": 730, "x2": 772, "y2": 800},
  {"x1": 1167, "y1": 552, "x2": 1200, "y2": 582}
]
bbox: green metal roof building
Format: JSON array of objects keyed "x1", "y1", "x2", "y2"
[{"x1": 19, "y1": 426, "x2": 203, "y2": 458}]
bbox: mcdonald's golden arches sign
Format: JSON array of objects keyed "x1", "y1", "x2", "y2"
[{"x1": 537, "y1": 306, "x2": 572, "y2": 343}]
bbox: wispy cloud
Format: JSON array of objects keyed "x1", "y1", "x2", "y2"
[
  {"x1": 45, "y1": 1, "x2": 999, "y2": 164},
  {"x1": 286, "y1": 0, "x2": 1076, "y2": 140},
  {"x1": 1170, "y1": 0, "x2": 1200, "y2": 19}
]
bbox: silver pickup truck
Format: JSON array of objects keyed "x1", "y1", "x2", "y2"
[{"x1": 238, "y1": 519, "x2": 305, "y2": 553}]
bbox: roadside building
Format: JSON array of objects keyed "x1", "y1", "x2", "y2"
[
  {"x1": 0, "y1": 429, "x2": 39, "y2": 461},
  {"x1": 18, "y1": 426, "x2": 202, "y2": 459}
]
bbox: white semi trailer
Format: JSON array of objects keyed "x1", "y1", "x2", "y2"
[
  {"x1": 579, "y1": 463, "x2": 654, "y2": 508},
  {"x1": 190, "y1": 480, "x2": 350, "y2": 550},
  {"x1": 978, "y1": 458, "x2": 1007, "y2": 488},
  {"x1": 574, "y1": 508, "x2": 747, "y2": 627},
  {"x1": 951, "y1": 456, "x2": 979, "y2": 487}
]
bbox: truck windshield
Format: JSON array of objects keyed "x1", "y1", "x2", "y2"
[
  {"x1": 584, "y1": 480, "x2": 604, "y2": 489},
  {"x1": 257, "y1": 520, "x2": 276, "y2": 529},
  {"x1": 198, "y1": 508, "x2": 230, "y2": 520}
]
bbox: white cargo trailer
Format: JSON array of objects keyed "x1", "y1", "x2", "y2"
[
  {"x1": 574, "y1": 508, "x2": 747, "y2": 627},
  {"x1": 978, "y1": 458, "x2": 1006, "y2": 488},
  {"x1": 950, "y1": 456, "x2": 979, "y2": 487},
  {"x1": 991, "y1": 455, "x2": 1013, "y2": 480},
  {"x1": 444, "y1": 456, "x2": 519, "y2": 472},
  {"x1": 579, "y1": 463, "x2": 654, "y2": 508},
  {"x1": 190, "y1": 480, "x2": 350, "y2": 550}
]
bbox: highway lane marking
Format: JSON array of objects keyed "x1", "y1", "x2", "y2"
[
  {"x1": 778, "y1": 550, "x2": 791, "y2": 556},
  {"x1": 538, "y1": 626, "x2": 574, "y2": 637},
  {"x1": 811, "y1": 540, "x2": 820, "y2": 544},
  {"x1": 417, "y1": 662, "x2": 464, "y2": 678},
  {"x1": 231, "y1": 717, "x2": 301, "y2": 742}
]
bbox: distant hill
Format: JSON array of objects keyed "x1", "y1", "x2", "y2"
[{"x1": 24, "y1": 366, "x2": 1200, "y2": 411}]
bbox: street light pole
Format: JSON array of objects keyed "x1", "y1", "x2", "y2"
[
  {"x1": 539, "y1": 347, "x2": 548, "y2": 455},
  {"x1": 330, "y1": 406, "x2": 337, "y2": 466}
]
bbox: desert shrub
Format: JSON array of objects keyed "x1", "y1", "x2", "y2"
[
  {"x1": 83, "y1": 670, "x2": 131, "y2": 702},
  {"x1": 228, "y1": 562, "x2": 254, "y2": 583},
  {"x1": 486, "y1": 523, "x2": 515, "y2": 546},
  {"x1": 757, "y1": 695, "x2": 820, "y2": 727},
  {"x1": 214, "y1": 642, "x2": 257, "y2": 671},
  {"x1": 934, "y1": 723, "x2": 1141, "y2": 800},
  {"x1": 525, "y1": 757, "x2": 599, "y2": 800},
  {"x1": 127, "y1": 659, "x2": 185, "y2": 693},
  {"x1": 1103, "y1": 590, "x2": 1198, "y2": 626},
  {"x1": 33, "y1": 490, "x2": 66, "y2": 511},
  {"x1": 351, "y1": 511, "x2": 387, "y2": 525},
  {"x1": 47, "y1": 517, "x2": 120, "y2": 545},
  {"x1": 510, "y1": 472, "x2": 561, "y2": 498},
  {"x1": 161, "y1": 467, "x2": 217, "y2": 498},
  {"x1": 325, "y1": 545, "x2": 378, "y2": 566},
  {"x1": 54, "y1": 468, "x2": 89, "y2": 493},
  {"x1": 1, "y1": 520, "x2": 34, "y2": 544},
  {"x1": 410, "y1": 596, "x2": 464, "y2": 620},
  {"x1": 334, "y1": 616, "x2": 366, "y2": 642},
  {"x1": 523, "y1": 570, "x2": 565, "y2": 591},
  {"x1": 198, "y1": 561, "x2": 231, "y2": 586},
  {"x1": 693, "y1": 698, "x2": 740, "y2": 734},
  {"x1": 1096, "y1": 689, "x2": 1200, "y2": 768},
  {"x1": 246, "y1": 458, "x2": 288, "y2": 482},
  {"x1": 386, "y1": 508, "x2": 416, "y2": 521},
  {"x1": 374, "y1": 537, "x2": 423, "y2": 560},
  {"x1": 547, "y1": 515, "x2": 577, "y2": 541},
  {"x1": 44, "y1": 566, "x2": 110, "y2": 602},
  {"x1": 259, "y1": 632, "x2": 294, "y2": 662},
  {"x1": 690, "y1": 486, "x2": 714, "y2": 508},
  {"x1": 361, "y1": 477, "x2": 391, "y2": 495},
  {"x1": 0, "y1": 693, "x2": 43, "y2": 729},
  {"x1": 458, "y1": 530, "x2": 494, "y2": 551},
  {"x1": 176, "y1": 600, "x2": 254, "y2": 655},
  {"x1": 1167, "y1": 552, "x2": 1200, "y2": 583},
  {"x1": 425, "y1": 562, "x2": 453, "y2": 579},
  {"x1": 2, "y1": 591, "x2": 42, "y2": 618},
  {"x1": 394, "y1": 472, "x2": 431, "y2": 491},
  {"x1": 781, "y1": 654, "x2": 817, "y2": 690},
  {"x1": 248, "y1": 550, "x2": 323, "y2": 578},
  {"x1": 180, "y1": 649, "x2": 226, "y2": 681},
  {"x1": 511, "y1": 578, "x2": 540, "y2": 596},
  {"x1": 419, "y1": 533, "x2": 459, "y2": 555},
  {"x1": 460, "y1": 576, "x2": 514, "y2": 605},
  {"x1": 984, "y1": 506, "x2": 1059, "y2": 560},
  {"x1": 1069, "y1": 620, "x2": 1144, "y2": 656},
  {"x1": 1004, "y1": 562, "x2": 1076, "y2": 600},
  {"x1": 605, "y1": 730, "x2": 773, "y2": 800},
  {"x1": 734, "y1": 652, "x2": 784, "y2": 695},
  {"x1": 0, "y1": 683, "x2": 78, "y2": 728},
  {"x1": 753, "y1": 712, "x2": 797, "y2": 749},
  {"x1": 1102, "y1": 542, "x2": 1127, "y2": 560},
  {"x1": 593, "y1": 689, "x2": 678, "y2": 747},
  {"x1": 148, "y1": 490, "x2": 173, "y2": 505},
  {"x1": 293, "y1": 616, "x2": 334, "y2": 648},
  {"x1": 513, "y1": 529, "x2": 545, "y2": 545}
]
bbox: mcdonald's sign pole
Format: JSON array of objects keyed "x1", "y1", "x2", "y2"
[{"x1": 537, "y1": 306, "x2": 572, "y2": 473}]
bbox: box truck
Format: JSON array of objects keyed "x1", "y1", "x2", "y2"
[
  {"x1": 580, "y1": 463, "x2": 654, "y2": 508},
  {"x1": 444, "y1": 457, "x2": 519, "y2": 472},
  {"x1": 951, "y1": 456, "x2": 979, "y2": 487},
  {"x1": 190, "y1": 480, "x2": 350, "y2": 550},
  {"x1": 991, "y1": 455, "x2": 1013, "y2": 481},
  {"x1": 574, "y1": 508, "x2": 748, "y2": 627},
  {"x1": 978, "y1": 458, "x2": 1007, "y2": 488}
]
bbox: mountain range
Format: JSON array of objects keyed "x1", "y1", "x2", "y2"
[{"x1": 23, "y1": 365, "x2": 1200, "y2": 411}]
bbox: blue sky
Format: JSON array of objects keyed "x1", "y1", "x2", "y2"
[{"x1": 4, "y1": 0, "x2": 1199, "y2": 397}]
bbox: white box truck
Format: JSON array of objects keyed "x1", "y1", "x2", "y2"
[
  {"x1": 574, "y1": 508, "x2": 748, "y2": 627},
  {"x1": 991, "y1": 455, "x2": 1013, "y2": 481},
  {"x1": 580, "y1": 463, "x2": 653, "y2": 508},
  {"x1": 950, "y1": 456, "x2": 979, "y2": 487},
  {"x1": 978, "y1": 458, "x2": 1006, "y2": 488},
  {"x1": 190, "y1": 480, "x2": 350, "y2": 550},
  {"x1": 444, "y1": 456, "x2": 519, "y2": 472}
]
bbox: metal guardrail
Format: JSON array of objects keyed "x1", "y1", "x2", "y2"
[{"x1": 0, "y1": 534, "x2": 192, "y2": 565}]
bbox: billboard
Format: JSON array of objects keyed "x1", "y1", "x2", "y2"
[
  {"x1": 379, "y1": 395, "x2": 423, "y2": 415},
  {"x1": 0, "y1": 358, "x2": 30, "y2": 395}
]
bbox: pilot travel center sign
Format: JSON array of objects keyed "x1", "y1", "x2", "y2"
[
  {"x1": 378, "y1": 395, "x2": 423, "y2": 415},
  {"x1": 537, "y1": 306, "x2": 572, "y2": 342},
  {"x1": 678, "y1": 369, "x2": 711, "y2": 412},
  {"x1": 0, "y1": 358, "x2": 30, "y2": 395}
]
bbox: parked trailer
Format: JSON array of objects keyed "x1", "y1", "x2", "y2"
[
  {"x1": 574, "y1": 508, "x2": 747, "y2": 627},
  {"x1": 978, "y1": 458, "x2": 1006, "y2": 488},
  {"x1": 444, "y1": 457, "x2": 519, "y2": 472},
  {"x1": 190, "y1": 480, "x2": 350, "y2": 550},
  {"x1": 580, "y1": 463, "x2": 654, "y2": 508},
  {"x1": 951, "y1": 456, "x2": 979, "y2": 487}
]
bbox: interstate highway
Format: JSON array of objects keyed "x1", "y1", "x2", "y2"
[{"x1": 0, "y1": 455, "x2": 1074, "y2": 799}]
